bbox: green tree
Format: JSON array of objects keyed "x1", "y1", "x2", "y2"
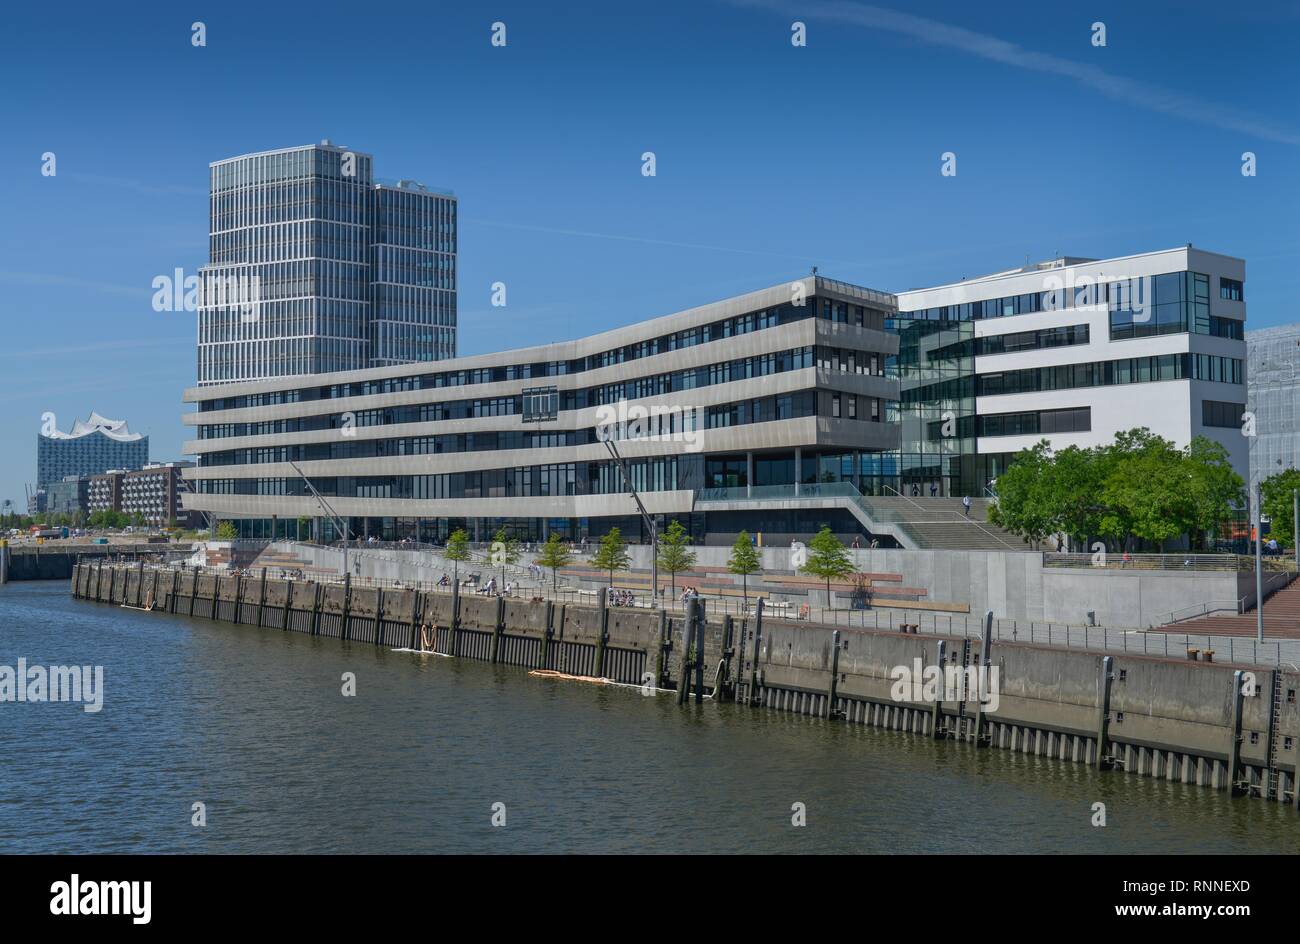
[
  {"x1": 1185, "y1": 436, "x2": 1245, "y2": 549},
  {"x1": 490, "y1": 526, "x2": 522, "y2": 587},
  {"x1": 727, "y1": 530, "x2": 762, "y2": 610},
  {"x1": 800, "y1": 525, "x2": 854, "y2": 609},
  {"x1": 1049, "y1": 444, "x2": 1109, "y2": 549},
  {"x1": 655, "y1": 519, "x2": 696, "y2": 601},
  {"x1": 1261, "y1": 468, "x2": 1300, "y2": 549},
  {"x1": 1098, "y1": 429, "x2": 1188, "y2": 550},
  {"x1": 591, "y1": 527, "x2": 631, "y2": 589},
  {"x1": 443, "y1": 528, "x2": 471, "y2": 585},
  {"x1": 536, "y1": 532, "x2": 574, "y2": 591},
  {"x1": 988, "y1": 441, "x2": 1056, "y2": 545},
  {"x1": 215, "y1": 521, "x2": 238, "y2": 540}
]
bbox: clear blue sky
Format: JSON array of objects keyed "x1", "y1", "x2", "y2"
[{"x1": 1, "y1": 0, "x2": 1297, "y2": 508}]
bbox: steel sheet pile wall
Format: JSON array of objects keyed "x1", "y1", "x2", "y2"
[{"x1": 71, "y1": 562, "x2": 1300, "y2": 806}]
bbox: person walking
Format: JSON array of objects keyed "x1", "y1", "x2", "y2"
[{"x1": 962, "y1": 495, "x2": 972, "y2": 517}]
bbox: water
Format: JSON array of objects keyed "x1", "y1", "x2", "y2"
[{"x1": 1, "y1": 580, "x2": 1297, "y2": 854}]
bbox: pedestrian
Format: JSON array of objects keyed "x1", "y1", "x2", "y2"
[
  {"x1": 930, "y1": 482, "x2": 938, "y2": 498},
  {"x1": 962, "y1": 495, "x2": 971, "y2": 517}
]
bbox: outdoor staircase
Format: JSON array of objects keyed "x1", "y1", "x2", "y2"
[
  {"x1": 1163, "y1": 577, "x2": 1300, "y2": 637},
  {"x1": 692, "y1": 485, "x2": 1032, "y2": 551},
  {"x1": 250, "y1": 544, "x2": 341, "y2": 579}
]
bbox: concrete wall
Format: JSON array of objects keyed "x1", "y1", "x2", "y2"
[
  {"x1": 1, "y1": 543, "x2": 192, "y2": 582},
  {"x1": 73, "y1": 561, "x2": 1300, "y2": 807},
  {"x1": 246, "y1": 540, "x2": 1261, "y2": 629},
  {"x1": 621, "y1": 544, "x2": 1247, "y2": 628}
]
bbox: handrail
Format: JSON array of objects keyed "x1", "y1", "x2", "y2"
[
  {"x1": 82, "y1": 559, "x2": 1300, "y2": 666},
  {"x1": 881, "y1": 483, "x2": 927, "y2": 513},
  {"x1": 1163, "y1": 600, "x2": 1243, "y2": 625},
  {"x1": 694, "y1": 482, "x2": 1024, "y2": 550},
  {"x1": 1044, "y1": 552, "x2": 1298, "y2": 573}
]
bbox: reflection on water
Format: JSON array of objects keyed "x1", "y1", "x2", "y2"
[{"x1": 0, "y1": 581, "x2": 1296, "y2": 854}]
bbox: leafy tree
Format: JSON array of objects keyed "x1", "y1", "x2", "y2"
[
  {"x1": 1049, "y1": 445, "x2": 1109, "y2": 548},
  {"x1": 655, "y1": 519, "x2": 696, "y2": 600},
  {"x1": 991, "y1": 428, "x2": 1245, "y2": 553},
  {"x1": 536, "y1": 532, "x2": 573, "y2": 591},
  {"x1": 800, "y1": 525, "x2": 854, "y2": 609},
  {"x1": 591, "y1": 527, "x2": 631, "y2": 589},
  {"x1": 988, "y1": 441, "x2": 1056, "y2": 544},
  {"x1": 443, "y1": 528, "x2": 471, "y2": 584},
  {"x1": 491, "y1": 526, "x2": 522, "y2": 587},
  {"x1": 1261, "y1": 468, "x2": 1300, "y2": 549},
  {"x1": 1098, "y1": 430, "x2": 1188, "y2": 550},
  {"x1": 1185, "y1": 436, "x2": 1245, "y2": 549},
  {"x1": 727, "y1": 530, "x2": 762, "y2": 610},
  {"x1": 215, "y1": 521, "x2": 238, "y2": 540}
]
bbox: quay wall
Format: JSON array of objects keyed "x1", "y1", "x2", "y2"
[
  {"x1": 71, "y1": 560, "x2": 1300, "y2": 808},
  {"x1": 1, "y1": 543, "x2": 190, "y2": 581}
]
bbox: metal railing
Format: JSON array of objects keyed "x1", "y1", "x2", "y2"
[
  {"x1": 1163, "y1": 600, "x2": 1243, "y2": 624},
  {"x1": 1044, "y1": 552, "x2": 1298, "y2": 573},
  {"x1": 694, "y1": 482, "x2": 1025, "y2": 550},
  {"x1": 95, "y1": 560, "x2": 1300, "y2": 667}
]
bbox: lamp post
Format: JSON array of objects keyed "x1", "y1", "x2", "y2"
[{"x1": 1254, "y1": 479, "x2": 1263, "y2": 644}]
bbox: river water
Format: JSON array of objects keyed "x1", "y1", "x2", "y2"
[{"x1": 1, "y1": 580, "x2": 1296, "y2": 854}]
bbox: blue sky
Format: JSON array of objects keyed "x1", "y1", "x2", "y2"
[{"x1": 0, "y1": 0, "x2": 1297, "y2": 508}]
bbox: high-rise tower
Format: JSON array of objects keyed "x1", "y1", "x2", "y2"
[{"x1": 197, "y1": 142, "x2": 456, "y2": 384}]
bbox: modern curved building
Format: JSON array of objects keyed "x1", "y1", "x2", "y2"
[
  {"x1": 36, "y1": 412, "x2": 149, "y2": 491},
  {"x1": 180, "y1": 243, "x2": 1248, "y2": 549},
  {"x1": 182, "y1": 276, "x2": 901, "y2": 545}
]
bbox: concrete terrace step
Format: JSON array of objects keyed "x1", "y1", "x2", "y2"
[
  {"x1": 1159, "y1": 577, "x2": 1300, "y2": 636},
  {"x1": 765, "y1": 573, "x2": 905, "y2": 586}
]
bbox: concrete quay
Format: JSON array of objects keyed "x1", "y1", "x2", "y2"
[{"x1": 71, "y1": 559, "x2": 1300, "y2": 809}]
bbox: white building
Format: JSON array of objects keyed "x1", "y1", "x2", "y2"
[{"x1": 894, "y1": 246, "x2": 1247, "y2": 492}]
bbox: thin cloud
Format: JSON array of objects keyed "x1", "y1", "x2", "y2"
[
  {"x1": 464, "y1": 218, "x2": 867, "y2": 266},
  {"x1": 730, "y1": 0, "x2": 1300, "y2": 146},
  {"x1": 0, "y1": 271, "x2": 151, "y2": 299},
  {"x1": 65, "y1": 173, "x2": 206, "y2": 197},
  {"x1": 0, "y1": 336, "x2": 193, "y2": 359}
]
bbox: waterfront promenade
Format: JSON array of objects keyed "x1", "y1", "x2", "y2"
[{"x1": 72, "y1": 558, "x2": 1300, "y2": 808}]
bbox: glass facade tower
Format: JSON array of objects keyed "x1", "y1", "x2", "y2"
[
  {"x1": 885, "y1": 313, "x2": 976, "y2": 496},
  {"x1": 197, "y1": 143, "x2": 456, "y2": 385},
  {"x1": 370, "y1": 181, "x2": 457, "y2": 365},
  {"x1": 1247, "y1": 323, "x2": 1300, "y2": 483}
]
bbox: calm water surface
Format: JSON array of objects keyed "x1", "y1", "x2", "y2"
[{"x1": 1, "y1": 581, "x2": 1297, "y2": 854}]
